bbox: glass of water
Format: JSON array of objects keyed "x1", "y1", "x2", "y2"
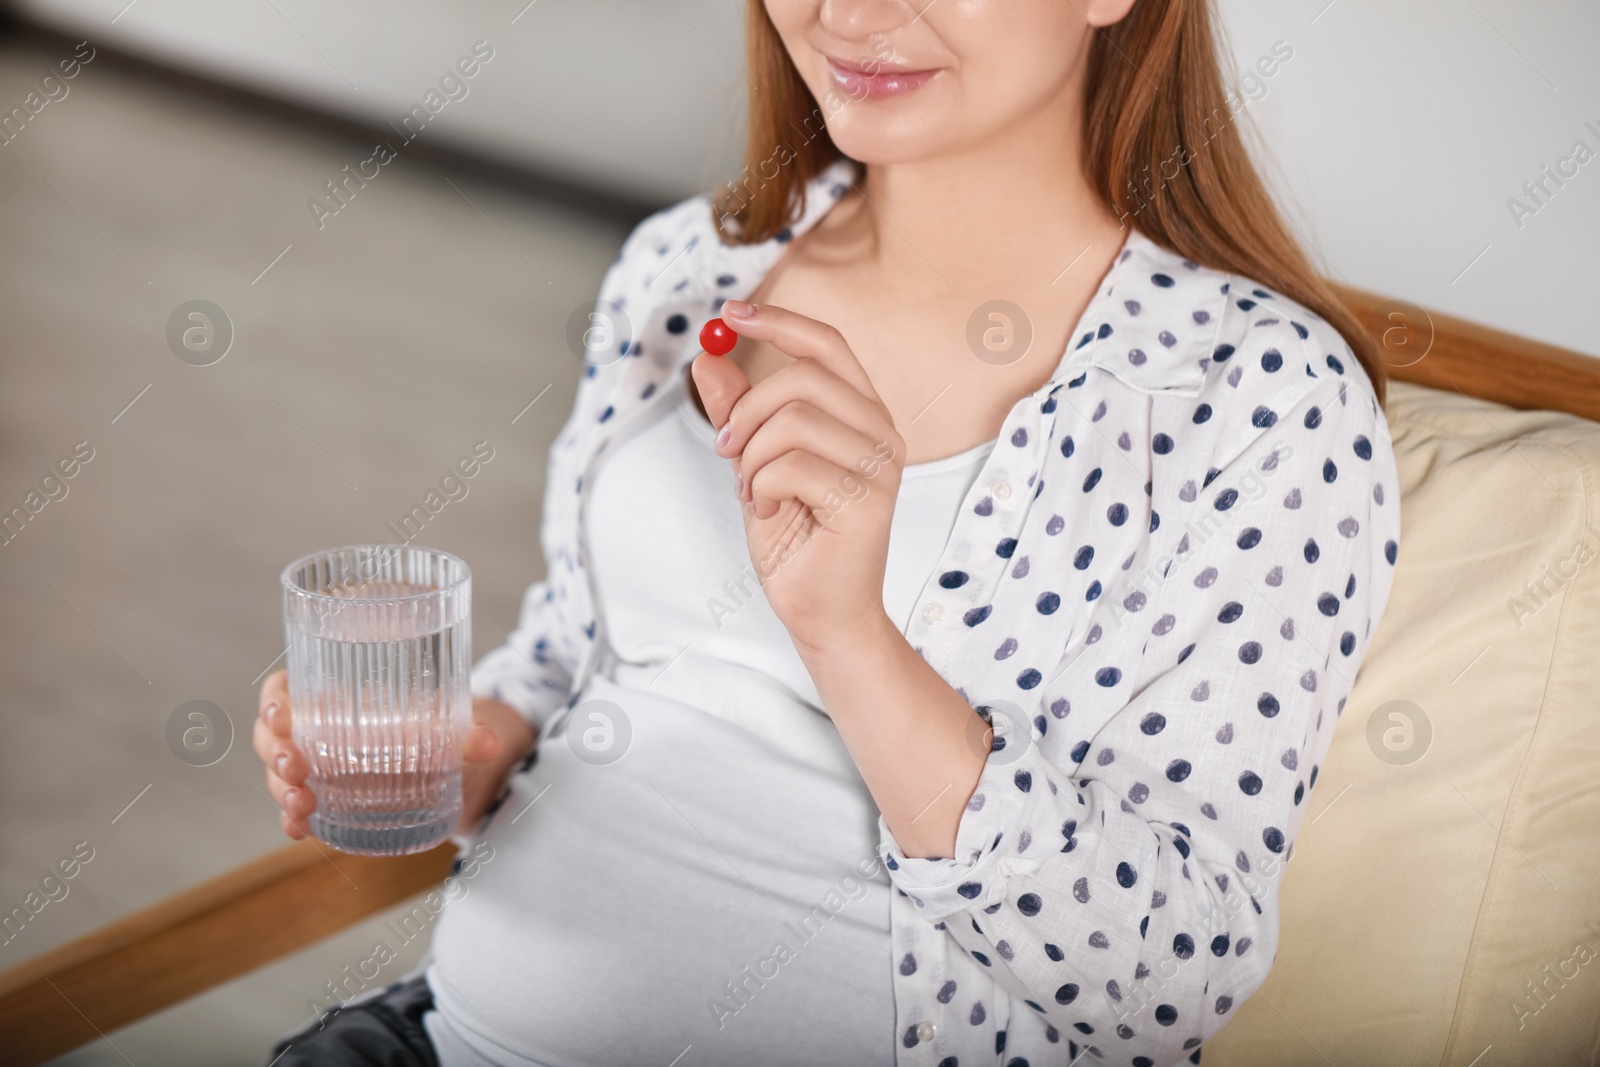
[{"x1": 281, "y1": 545, "x2": 471, "y2": 856}]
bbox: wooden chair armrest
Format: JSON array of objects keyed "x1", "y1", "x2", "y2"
[
  {"x1": 1333, "y1": 283, "x2": 1600, "y2": 422},
  {"x1": 0, "y1": 840, "x2": 457, "y2": 1066}
]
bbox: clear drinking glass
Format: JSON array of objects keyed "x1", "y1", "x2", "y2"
[{"x1": 281, "y1": 545, "x2": 471, "y2": 856}]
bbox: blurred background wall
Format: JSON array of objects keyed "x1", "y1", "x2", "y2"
[
  {"x1": 10, "y1": 0, "x2": 750, "y2": 203},
  {"x1": 0, "y1": 1, "x2": 1594, "y2": 1064}
]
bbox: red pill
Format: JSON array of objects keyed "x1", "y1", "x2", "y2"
[{"x1": 699, "y1": 317, "x2": 738, "y2": 356}]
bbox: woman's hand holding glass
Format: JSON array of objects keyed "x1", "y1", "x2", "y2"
[{"x1": 253, "y1": 668, "x2": 534, "y2": 841}]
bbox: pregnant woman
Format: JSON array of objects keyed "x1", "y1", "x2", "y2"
[{"x1": 255, "y1": 0, "x2": 1399, "y2": 1064}]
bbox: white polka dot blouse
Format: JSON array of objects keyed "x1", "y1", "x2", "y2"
[{"x1": 472, "y1": 159, "x2": 1402, "y2": 1067}]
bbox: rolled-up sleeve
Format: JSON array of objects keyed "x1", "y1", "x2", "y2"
[{"x1": 881, "y1": 372, "x2": 1400, "y2": 1061}]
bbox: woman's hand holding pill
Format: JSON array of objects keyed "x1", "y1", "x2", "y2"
[
  {"x1": 691, "y1": 300, "x2": 905, "y2": 658},
  {"x1": 692, "y1": 300, "x2": 987, "y2": 859}
]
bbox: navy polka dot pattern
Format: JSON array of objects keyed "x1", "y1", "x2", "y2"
[{"x1": 469, "y1": 158, "x2": 1401, "y2": 1067}]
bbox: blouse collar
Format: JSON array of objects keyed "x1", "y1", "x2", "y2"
[{"x1": 674, "y1": 157, "x2": 1225, "y2": 400}]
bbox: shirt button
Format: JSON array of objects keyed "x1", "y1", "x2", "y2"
[
  {"x1": 916, "y1": 1020, "x2": 937, "y2": 1043},
  {"x1": 993, "y1": 480, "x2": 1012, "y2": 500},
  {"x1": 921, "y1": 602, "x2": 944, "y2": 625}
]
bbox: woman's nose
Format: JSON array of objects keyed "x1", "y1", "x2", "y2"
[{"x1": 818, "y1": 0, "x2": 914, "y2": 41}]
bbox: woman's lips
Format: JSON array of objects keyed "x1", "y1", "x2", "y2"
[{"x1": 825, "y1": 57, "x2": 939, "y2": 100}]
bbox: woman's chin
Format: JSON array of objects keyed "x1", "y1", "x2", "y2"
[{"x1": 821, "y1": 120, "x2": 957, "y2": 169}]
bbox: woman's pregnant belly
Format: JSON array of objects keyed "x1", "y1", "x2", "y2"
[{"x1": 425, "y1": 675, "x2": 896, "y2": 1067}]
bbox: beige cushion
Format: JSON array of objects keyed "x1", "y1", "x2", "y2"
[{"x1": 1207, "y1": 380, "x2": 1600, "y2": 1066}]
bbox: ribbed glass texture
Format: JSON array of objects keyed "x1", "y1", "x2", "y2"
[{"x1": 281, "y1": 545, "x2": 470, "y2": 856}]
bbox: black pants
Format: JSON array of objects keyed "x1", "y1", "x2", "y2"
[{"x1": 266, "y1": 974, "x2": 440, "y2": 1067}]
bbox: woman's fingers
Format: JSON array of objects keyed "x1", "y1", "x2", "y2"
[
  {"x1": 720, "y1": 301, "x2": 880, "y2": 401},
  {"x1": 690, "y1": 350, "x2": 753, "y2": 431},
  {"x1": 705, "y1": 305, "x2": 903, "y2": 521},
  {"x1": 739, "y1": 401, "x2": 892, "y2": 513},
  {"x1": 266, "y1": 767, "x2": 316, "y2": 818},
  {"x1": 255, "y1": 714, "x2": 312, "y2": 842},
  {"x1": 252, "y1": 716, "x2": 308, "y2": 784},
  {"x1": 255, "y1": 667, "x2": 313, "y2": 839},
  {"x1": 461, "y1": 722, "x2": 503, "y2": 765},
  {"x1": 259, "y1": 669, "x2": 288, "y2": 717},
  {"x1": 749, "y1": 450, "x2": 868, "y2": 522},
  {"x1": 273, "y1": 741, "x2": 309, "y2": 786},
  {"x1": 263, "y1": 702, "x2": 291, "y2": 737},
  {"x1": 254, "y1": 668, "x2": 305, "y2": 785},
  {"x1": 259, "y1": 670, "x2": 293, "y2": 739},
  {"x1": 715, "y1": 357, "x2": 891, "y2": 461},
  {"x1": 267, "y1": 757, "x2": 314, "y2": 838}
]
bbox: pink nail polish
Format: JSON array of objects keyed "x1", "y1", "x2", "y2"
[
  {"x1": 715, "y1": 425, "x2": 732, "y2": 451},
  {"x1": 275, "y1": 752, "x2": 289, "y2": 775},
  {"x1": 723, "y1": 299, "x2": 756, "y2": 319},
  {"x1": 734, "y1": 472, "x2": 745, "y2": 497},
  {"x1": 283, "y1": 787, "x2": 298, "y2": 808}
]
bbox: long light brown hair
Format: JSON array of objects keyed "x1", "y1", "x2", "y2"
[{"x1": 713, "y1": 0, "x2": 1386, "y2": 405}]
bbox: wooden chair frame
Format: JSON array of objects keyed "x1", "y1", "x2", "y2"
[{"x1": 4, "y1": 287, "x2": 1599, "y2": 1065}]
